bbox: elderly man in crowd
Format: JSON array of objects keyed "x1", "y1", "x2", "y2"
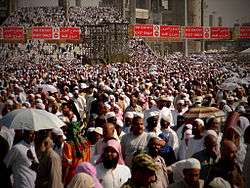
[{"x1": 208, "y1": 140, "x2": 244, "y2": 188}]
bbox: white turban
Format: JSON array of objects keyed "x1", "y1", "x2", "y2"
[{"x1": 161, "y1": 109, "x2": 173, "y2": 123}]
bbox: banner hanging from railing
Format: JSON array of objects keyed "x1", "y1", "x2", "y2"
[
  {"x1": 133, "y1": 24, "x2": 154, "y2": 37},
  {"x1": 210, "y1": 27, "x2": 231, "y2": 39},
  {"x1": 3, "y1": 26, "x2": 24, "y2": 40},
  {"x1": 32, "y1": 26, "x2": 53, "y2": 39},
  {"x1": 240, "y1": 26, "x2": 250, "y2": 39},
  {"x1": 184, "y1": 26, "x2": 204, "y2": 39},
  {"x1": 160, "y1": 25, "x2": 180, "y2": 39},
  {"x1": 60, "y1": 27, "x2": 81, "y2": 40}
]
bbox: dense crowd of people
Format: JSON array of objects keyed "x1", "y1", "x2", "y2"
[
  {"x1": 0, "y1": 6, "x2": 250, "y2": 188},
  {"x1": 2, "y1": 6, "x2": 125, "y2": 27}
]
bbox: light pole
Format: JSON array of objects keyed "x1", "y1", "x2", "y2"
[{"x1": 185, "y1": 0, "x2": 188, "y2": 56}]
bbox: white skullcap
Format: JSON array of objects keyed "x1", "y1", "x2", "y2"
[
  {"x1": 148, "y1": 111, "x2": 160, "y2": 118},
  {"x1": 105, "y1": 112, "x2": 116, "y2": 120},
  {"x1": 208, "y1": 177, "x2": 231, "y2": 188},
  {"x1": 166, "y1": 96, "x2": 174, "y2": 102},
  {"x1": 36, "y1": 98, "x2": 43, "y2": 104},
  {"x1": 116, "y1": 119, "x2": 124, "y2": 127},
  {"x1": 36, "y1": 103, "x2": 45, "y2": 110},
  {"x1": 220, "y1": 100, "x2": 227, "y2": 104},
  {"x1": 185, "y1": 124, "x2": 193, "y2": 130},
  {"x1": 184, "y1": 158, "x2": 201, "y2": 170},
  {"x1": 133, "y1": 112, "x2": 144, "y2": 119},
  {"x1": 205, "y1": 129, "x2": 218, "y2": 139},
  {"x1": 161, "y1": 110, "x2": 172, "y2": 123},
  {"x1": 68, "y1": 93, "x2": 73, "y2": 98},
  {"x1": 177, "y1": 99, "x2": 185, "y2": 105},
  {"x1": 63, "y1": 96, "x2": 70, "y2": 101},
  {"x1": 80, "y1": 83, "x2": 88, "y2": 89},
  {"x1": 35, "y1": 94, "x2": 41, "y2": 98},
  {"x1": 93, "y1": 127, "x2": 103, "y2": 135},
  {"x1": 125, "y1": 112, "x2": 134, "y2": 119},
  {"x1": 73, "y1": 86, "x2": 79, "y2": 90},
  {"x1": 87, "y1": 127, "x2": 95, "y2": 132},
  {"x1": 194, "y1": 118, "x2": 204, "y2": 127},
  {"x1": 52, "y1": 128, "x2": 66, "y2": 140}
]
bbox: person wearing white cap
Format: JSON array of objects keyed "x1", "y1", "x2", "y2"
[
  {"x1": 52, "y1": 128, "x2": 67, "y2": 157},
  {"x1": 207, "y1": 140, "x2": 244, "y2": 188},
  {"x1": 169, "y1": 158, "x2": 204, "y2": 188},
  {"x1": 146, "y1": 111, "x2": 161, "y2": 137},
  {"x1": 185, "y1": 119, "x2": 205, "y2": 158},
  {"x1": 171, "y1": 99, "x2": 186, "y2": 127},
  {"x1": 123, "y1": 111, "x2": 134, "y2": 134},
  {"x1": 115, "y1": 119, "x2": 126, "y2": 140},
  {"x1": 105, "y1": 111, "x2": 117, "y2": 124},
  {"x1": 160, "y1": 110, "x2": 179, "y2": 156}
]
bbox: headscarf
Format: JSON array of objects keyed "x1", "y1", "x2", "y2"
[
  {"x1": 67, "y1": 173, "x2": 95, "y2": 188},
  {"x1": 75, "y1": 162, "x2": 103, "y2": 188},
  {"x1": 96, "y1": 139, "x2": 125, "y2": 165}
]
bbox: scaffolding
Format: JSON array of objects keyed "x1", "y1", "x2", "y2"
[{"x1": 82, "y1": 23, "x2": 129, "y2": 61}]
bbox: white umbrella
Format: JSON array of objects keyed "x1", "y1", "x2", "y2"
[
  {"x1": 39, "y1": 84, "x2": 58, "y2": 93},
  {"x1": 0, "y1": 109, "x2": 65, "y2": 131}
]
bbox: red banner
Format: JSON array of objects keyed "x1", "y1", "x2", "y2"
[
  {"x1": 184, "y1": 26, "x2": 204, "y2": 39},
  {"x1": 3, "y1": 26, "x2": 24, "y2": 40},
  {"x1": 60, "y1": 27, "x2": 81, "y2": 40},
  {"x1": 32, "y1": 26, "x2": 53, "y2": 39},
  {"x1": 240, "y1": 26, "x2": 250, "y2": 39},
  {"x1": 210, "y1": 27, "x2": 230, "y2": 39},
  {"x1": 160, "y1": 25, "x2": 180, "y2": 39},
  {"x1": 133, "y1": 24, "x2": 154, "y2": 37}
]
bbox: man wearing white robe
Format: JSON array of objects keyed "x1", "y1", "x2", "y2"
[{"x1": 4, "y1": 130, "x2": 38, "y2": 188}]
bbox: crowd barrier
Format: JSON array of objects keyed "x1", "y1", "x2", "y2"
[{"x1": 0, "y1": 25, "x2": 249, "y2": 42}]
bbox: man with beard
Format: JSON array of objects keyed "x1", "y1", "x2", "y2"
[
  {"x1": 192, "y1": 134, "x2": 220, "y2": 181},
  {"x1": 96, "y1": 139, "x2": 131, "y2": 188},
  {"x1": 147, "y1": 137, "x2": 169, "y2": 188},
  {"x1": 169, "y1": 158, "x2": 204, "y2": 188},
  {"x1": 208, "y1": 140, "x2": 245, "y2": 188},
  {"x1": 146, "y1": 111, "x2": 161, "y2": 137},
  {"x1": 186, "y1": 119, "x2": 205, "y2": 158}
]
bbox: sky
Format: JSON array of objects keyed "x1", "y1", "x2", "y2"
[{"x1": 206, "y1": 0, "x2": 250, "y2": 26}]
